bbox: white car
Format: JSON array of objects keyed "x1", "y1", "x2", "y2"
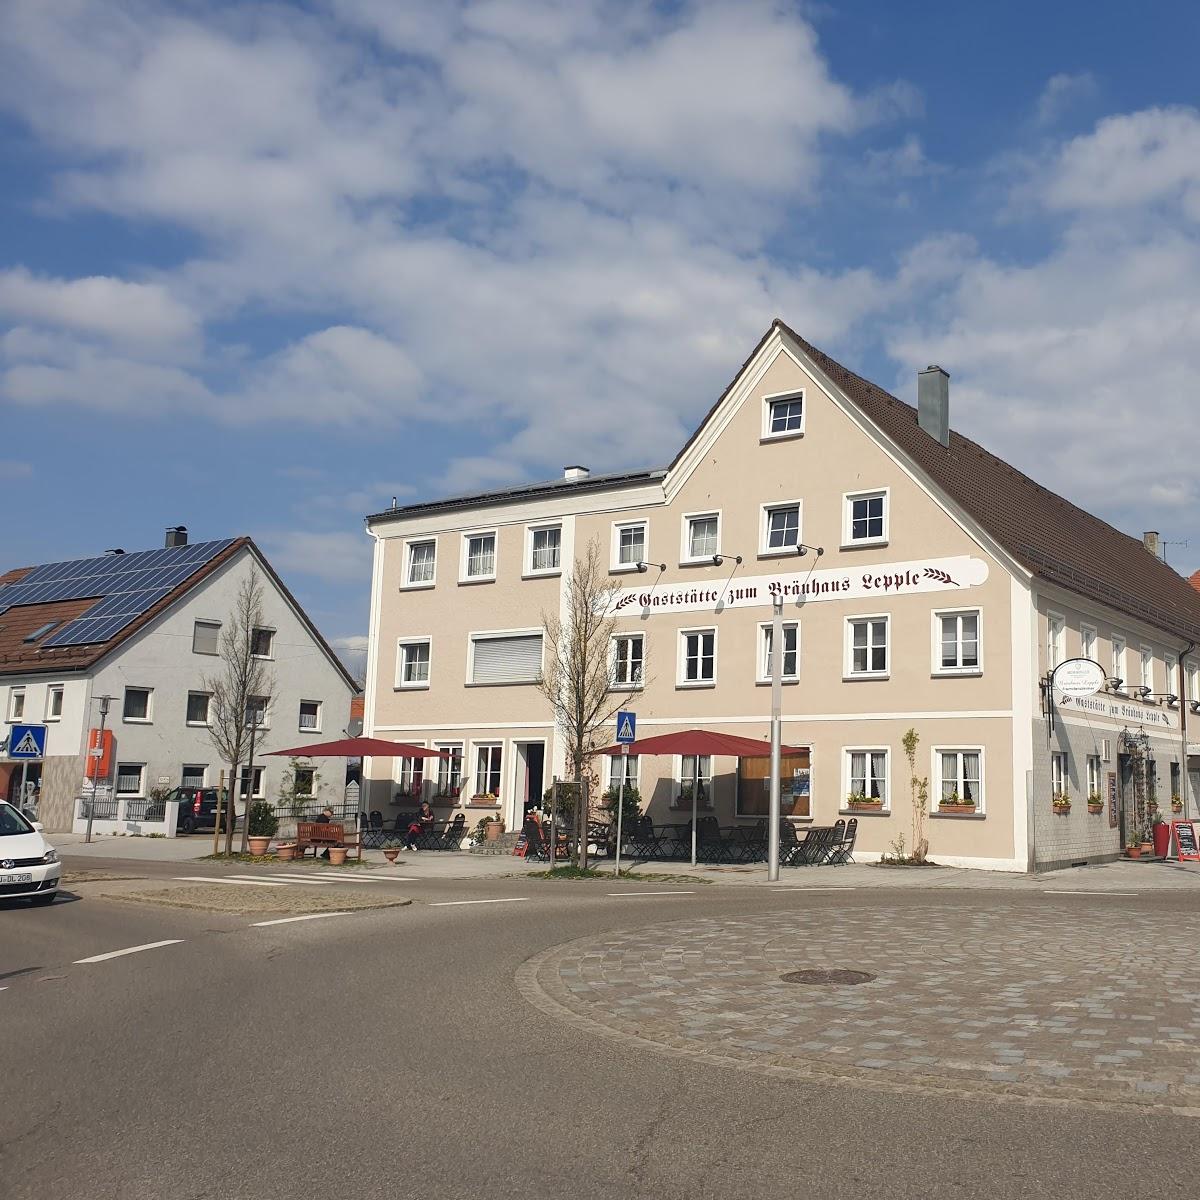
[{"x1": 0, "y1": 801, "x2": 61, "y2": 906}]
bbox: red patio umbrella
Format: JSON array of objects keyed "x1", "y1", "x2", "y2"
[
  {"x1": 267, "y1": 736, "x2": 447, "y2": 759},
  {"x1": 598, "y1": 729, "x2": 804, "y2": 866}
]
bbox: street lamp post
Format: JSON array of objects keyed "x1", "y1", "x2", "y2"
[
  {"x1": 85, "y1": 695, "x2": 114, "y2": 845},
  {"x1": 767, "y1": 595, "x2": 784, "y2": 882}
]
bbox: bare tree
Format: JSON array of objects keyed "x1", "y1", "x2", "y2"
[
  {"x1": 539, "y1": 538, "x2": 645, "y2": 860},
  {"x1": 204, "y1": 568, "x2": 276, "y2": 854}
]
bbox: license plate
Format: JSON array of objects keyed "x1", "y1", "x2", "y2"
[{"x1": 0, "y1": 873, "x2": 34, "y2": 885}]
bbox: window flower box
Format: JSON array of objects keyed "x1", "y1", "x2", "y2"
[
  {"x1": 939, "y1": 802, "x2": 976, "y2": 814},
  {"x1": 846, "y1": 792, "x2": 884, "y2": 810},
  {"x1": 1087, "y1": 792, "x2": 1104, "y2": 814},
  {"x1": 468, "y1": 792, "x2": 499, "y2": 806},
  {"x1": 1172, "y1": 795, "x2": 1184, "y2": 814},
  {"x1": 1051, "y1": 792, "x2": 1071, "y2": 814}
]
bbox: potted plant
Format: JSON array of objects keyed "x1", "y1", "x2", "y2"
[
  {"x1": 1087, "y1": 792, "x2": 1104, "y2": 814},
  {"x1": 486, "y1": 816, "x2": 506, "y2": 841},
  {"x1": 275, "y1": 841, "x2": 297, "y2": 861},
  {"x1": 382, "y1": 838, "x2": 403, "y2": 864},
  {"x1": 470, "y1": 791, "x2": 499, "y2": 806},
  {"x1": 1126, "y1": 842, "x2": 1142, "y2": 859},
  {"x1": 1172, "y1": 794, "x2": 1184, "y2": 814},
  {"x1": 938, "y1": 790, "x2": 975, "y2": 814},
  {"x1": 328, "y1": 844, "x2": 349, "y2": 865},
  {"x1": 1051, "y1": 791, "x2": 1071, "y2": 814},
  {"x1": 1139, "y1": 824, "x2": 1153, "y2": 853},
  {"x1": 469, "y1": 816, "x2": 495, "y2": 846},
  {"x1": 246, "y1": 801, "x2": 279, "y2": 855},
  {"x1": 846, "y1": 791, "x2": 883, "y2": 810}
]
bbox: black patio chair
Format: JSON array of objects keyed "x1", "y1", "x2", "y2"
[
  {"x1": 825, "y1": 817, "x2": 858, "y2": 865},
  {"x1": 779, "y1": 819, "x2": 803, "y2": 866},
  {"x1": 437, "y1": 812, "x2": 467, "y2": 850},
  {"x1": 629, "y1": 815, "x2": 661, "y2": 859},
  {"x1": 790, "y1": 824, "x2": 834, "y2": 866},
  {"x1": 733, "y1": 820, "x2": 768, "y2": 863},
  {"x1": 522, "y1": 816, "x2": 551, "y2": 862},
  {"x1": 810, "y1": 819, "x2": 846, "y2": 865}
]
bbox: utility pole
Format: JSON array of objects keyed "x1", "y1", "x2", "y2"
[{"x1": 768, "y1": 595, "x2": 783, "y2": 882}]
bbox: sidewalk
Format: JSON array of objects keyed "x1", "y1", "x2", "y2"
[{"x1": 52, "y1": 829, "x2": 1200, "y2": 890}]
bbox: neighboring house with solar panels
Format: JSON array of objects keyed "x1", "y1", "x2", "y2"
[{"x1": 0, "y1": 528, "x2": 357, "y2": 833}]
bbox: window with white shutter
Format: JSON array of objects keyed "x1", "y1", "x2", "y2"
[{"x1": 469, "y1": 633, "x2": 543, "y2": 684}]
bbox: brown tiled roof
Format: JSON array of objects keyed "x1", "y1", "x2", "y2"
[
  {"x1": 0, "y1": 566, "x2": 33, "y2": 587},
  {"x1": 1190, "y1": 570, "x2": 1200, "y2": 595},
  {"x1": 673, "y1": 320, "x2": 1200, "y2": 644}
]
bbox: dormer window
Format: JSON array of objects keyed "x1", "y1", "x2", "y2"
[{"x1": 763, "y1": 391, "x2": 805, "y2": 440}]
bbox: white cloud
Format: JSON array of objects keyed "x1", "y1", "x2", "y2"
[
  {"x1": 1035, "y1": 71, "x2": 1098, "y2": 127},
  {"x1": 0, "y1": 459, "x2": 34, "y2": 480},
  {"x1": 256, "y1": 529, "x2": 373, "y2": 584}
]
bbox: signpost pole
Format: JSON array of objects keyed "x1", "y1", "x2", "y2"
[
  {"x1": 614, "y1": 746, "x2": 627, "y2": 878},
  {"x1": 768, "y1": 596, "x2": 783, "y2": 882},
  {"x1": 85, "y1": 697, "x2": 112, "y2": 845},
  {"x1": 19, "y1": 760, "x2": 28, "y2": 814}
]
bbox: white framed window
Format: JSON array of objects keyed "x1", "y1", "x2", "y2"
[
  {"x1": 762, "y1": 390, "x2": 805, "y2": 439},
  {"x1": 759, "y1": 501, "x2": 802, "y2": 556},
  {"x1": 934, "y1": 609, "x2": 981, "y2": 674},
  {"x1": 842, "y1": 489, "x2": 889, "y2": 547},
  {"x1": 610, "y1": 633, "x2": 645, "y2": 689},
  {"x1": 526, "y1": 524, "x2": 562, "y2": 575},
  {"x1": 396, "y1": 638, "x2": 432, "y2": 688},
  {"x1": 468, "y1": 631, "x2": 543, "y2": 685},
  {"x1": 5, "y1": 688, "x2": 24, "y2": 722},
  {"x1": 115, "y1": 762, "x2": 145, "y2": 797},
  {"x1": 1111, "y1": 635, "x2": 1126, "y2": 685},
  {"x1": 1139, "y1": 645, "x2": 1154, "y2": 692},
  {"x1": 122, "y1": 686, "x2": 152, "y2": 723},
  {"x1": 681, "y1": 511, "x2": 720, "y2": 563},
  {"x1": 1086, "y1": 755, "x2": 1102, "y2": 799},
  {"x1": 238, "y1": 765, "x2": 265, "y2": 800},
  {"x1": 396, "y1": 752, "x2": 426, "y2": 798},
  {"x1": 298, "y1": 700, "x2": 321, "y2": 731},
  {"x1": 936, "y1": 749, "x2": 983, "y2": 811},
  {"x1": 192, "y1": 620, "x2": 220, "y2": 655},
  {"x1": 677, "y1": 755, "x2": 712, "y2": 807},
  {"x1": 181, "y1": 764, "x2": 207, "y2": 790},
  {"x1": 185, "y1": 691, "x2": 211, "y2": 726},
  {"x1": 1080, "y1": 624, "x2": 1098, "y2": 663},
  {"x1": 678, "y1": 627, "x2": 716, "y2": 686},
  {"x1": 473, "y1": 743, "x2": 503, "y2": 798},
  {"x1": 293, "y1": 766, "x2": 315, "y2": 797},
  {"x1": 404, "y1": 539, "x2": 437, "y2": 588},
  {"x1": 758, "y1": 622, "x2": 799, "y2": 683},
  {"x1": 608, "y1": 753, "x2": 640, "y2": 792},
  {"x1": 45, "y1": 684, "x2": 64, "y2": 721},
  {"x1": 461, "y1": 531, "x2": 497, "y2": 582},
  {"x1": 250, "y1": 627, "x2": 275, "y2": 659},
  {"x1": 845, "y1": 748, "x2": 889, "y2": 808},
  {"x1": 245, "y1": 695, "x2": 270, "y2": 729},
  {"x1": 435, "y1": 742, "x2": 464, "y2": 798},
  {"x1": 1166, "y1": 655, "x2": 1179, "y2": 698},
  {"x1": 1051, "y1": 751, "x2": 1069, "y2": 797},
  {"x1": 1187, "y1": 659, "x2": 1200, "y2": 703},
  {"x1": 845, "y1": 615, "x2": 888, "y2": 678},
  {"x1": 1046, "y1": 612, "x2": 1065, "y2": 671},
  {"x1": 612, "y1": 521, "x2": 647, "y2": 572}
]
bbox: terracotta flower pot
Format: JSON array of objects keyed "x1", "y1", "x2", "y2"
[
  {"x1": 485, "y1": 821, "x2": 504, "y2": 841},
  {"x1": 383, "y1": 848, "x2": 400, "y2": 863},
  {"x1": 275, "y1": 843, "x2": 296, "y2": 861},
  {"x1": 328, "y1": 846, "x2": 348, "y2": 866},
  {"x1": 939, "y1": 803, "x2": 975, "y2": 814},
  {"x1": 247, "y1": 836, "x2": 272, "y2": 856},
  {"x1": 1126, "y1": 845, "x2": 1142, "y2": 859},
  {"x1": 1087, "y1": 805, "x2": 1104, "y2": 815}
]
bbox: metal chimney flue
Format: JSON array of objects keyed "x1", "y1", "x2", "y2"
[
  {"x1": 165, "y1": 525, "x2": 188, "y2": 549},
  {"x1": 917, "y1": 365, "x2": 950, "y2": 447},
  {"x1": 563, "y1": 465, "x2": 590, "y2": 481}
]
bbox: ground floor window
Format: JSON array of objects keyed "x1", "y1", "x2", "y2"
[
  {"x1": 1051, "y1": 751, "x2": 1069, "y2": 799},
  {"x1": 238, "y1": 766, "x2": 265, "y2": 800},
  {"x1": 116, "y1": 763, "x2": 145, "y2": 796},
  {"x1": 737, "y1": 749, "x2": 811, "y2": 817},
  {"x1": 938, "y1": 750, "x2": 982, "y2": 810},
  {"x1": 677, "y1": 755, "x2": 712, "y2": 808},
  {"x1": 181, "y1": 764, "x2": 207, "y2": 789},
  {"x1": 608, "y1": 754, "x2": 639, "y2": 792},
  {"x1": 846, "y1": 749, "x2": 888, "y2": 808},
  {"x1": 1087, "y1": 755, "x2": 1103, "y2": 801},
  {"x1": 474, "y1": 744, "x2": 502, "y2": 799},
  {"x1": 293, "y1": 766, "x2": 315, "y2": 797},
  {"x1": 435, "y1": 743, "x2": 463, "y2": 798},
  {"x1": 397, "y1": 755, "x2": 425, "y2": 798}
]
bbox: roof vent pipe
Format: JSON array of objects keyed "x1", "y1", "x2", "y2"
[
  {"x1": 165, "y1": 525, "x2": 188, "y2": 548},
  {"x1": 563, "y1": 465, "x2": 590, "y2": 481},
  {"x1": 1143, "y1": 531, "x2": 1161, "y2": 559},
  {"x1": 917, "y1": 365, "x2": 950, "y2": 447}
]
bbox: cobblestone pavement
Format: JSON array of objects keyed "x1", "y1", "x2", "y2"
[{"x1": 517, "y1": 901, "x2": 1200, "y2": 1113}]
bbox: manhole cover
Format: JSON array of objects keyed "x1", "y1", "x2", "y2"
[{"x1": 780, "y1": 969, "x2": 876, "y2": 986}]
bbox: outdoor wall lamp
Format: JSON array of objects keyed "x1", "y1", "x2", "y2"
[
  {"x1": 712, "y1": 554, "x2": 743, "y2": 566},
  {"x1": 1107, "y1": 677, "x2": 1124, "y2": 692},
  {"x1": 1191, "y1": 701, "x2": 1200, "y2": 715},
  {"x1": 635, "y1": 560, "x2": 667, "y2": 573},
  {"x1": 1149, "y1": 693, "x2": 1178, "y2": 707},
  {"x1": 1131, "y1": 685, "x2": 1153, "y2": 700},
  {"x1": 797, "y1": 543, "x2": 825, "y2": 557}
]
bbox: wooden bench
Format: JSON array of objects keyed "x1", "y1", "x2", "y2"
[{"x1": 295, "y1": 821, "x2": 362, "y2": 861}]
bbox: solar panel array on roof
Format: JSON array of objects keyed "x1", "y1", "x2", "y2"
[{"x1": 0, "y1": 538, "x2": 236, "y2": 648}]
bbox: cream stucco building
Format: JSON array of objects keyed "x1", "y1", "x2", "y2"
[{"x1": 362, "y1": 321, "x2": 1200, "y2": 871}]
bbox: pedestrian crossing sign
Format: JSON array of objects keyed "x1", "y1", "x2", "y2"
[
  {"x1": 616, "y1": 711, "x2": 637, "y2": 744},
  {"x1": 7, "y1": 724, "x2": 46, "y2": 760}
]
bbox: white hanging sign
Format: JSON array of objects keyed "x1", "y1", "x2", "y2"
[
  {"x1": 610, "y1": 555, "x2": 989, "y2": 617},
  {"x1": 1052, "y1": 657, "x2": 1107, "y2": 700}
]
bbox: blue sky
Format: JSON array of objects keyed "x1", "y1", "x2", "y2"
[{"x1": 2, "y1": 0, "x2": 1199, "y2": 678}]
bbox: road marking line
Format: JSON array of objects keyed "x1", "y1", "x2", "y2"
[
  {"x1": 252, "y1": 912, "x2": 353, "y2": 927},
  {"x1": 1043, "y1": 890, "x2": 1139, "y2": 896},
  {"x1": 302, "y1": 873, "x2": 390, "y2": 883},
  {"x1": 247, "y1": 875, "x2": 338, "y2": 885},
  {"x1": 75, "y1": 940, "x2": 183, "y2": 964},
  {"x1": 429, "y1": 897, "x2": 529, "y2": 906},
  {"x1": 606, "y1": 891, "x2": 696, "y2": 897},
  {"x1": 770, "y1": 886, "x2": 858, "y2": 892},
  {"x1": 173, "y1": 876, "x2": 285, "y2": 888}
]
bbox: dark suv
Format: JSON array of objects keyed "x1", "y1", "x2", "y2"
[{"x1": 159, "y1": 787, "x2": 236, "y2": 835}]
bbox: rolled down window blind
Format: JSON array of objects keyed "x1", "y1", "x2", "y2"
[{"x1": 471, "y1": 634, "x2": 543, "y2": 683}]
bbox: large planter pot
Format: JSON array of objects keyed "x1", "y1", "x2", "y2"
[
  {"x1": 275, "y1": 843, "x2": 297, "y2": 861},
  {"x1": 1153, "y1": 824, "x2": 1171, "y2": 857},
  {"x1": 247, "y1": 836, "x2": 272, "y2": 856},
  {"x1": 328, "y1": 846, "x2": 348, "y2": 866},
  {"x1": 383, "y1": 848, "x2": 401, "y2": 863},
  {"x1": 1126, "y1": 845, "x2": 1142, "y2": 859},
  {"x1": 485, "y1": 821, "x2": 505, "y2": 841}
]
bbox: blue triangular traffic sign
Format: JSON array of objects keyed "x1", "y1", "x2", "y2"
[{"x1": 616, "y1": 711, "x2": 637, "y2": 743}]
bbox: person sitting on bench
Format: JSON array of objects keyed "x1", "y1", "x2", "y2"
[{"x1": 315, "y1": 805, "x2": 334, "y2": 859}]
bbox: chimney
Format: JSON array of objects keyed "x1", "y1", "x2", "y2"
[
  {"x1": 165, "y1": 525, "x2": 188, "y2": 549},
  {"x1": 563, "y1": 465, "x2": 590, "y2": 481},
  {"x1": 1142, "y1": 531, "x2": 1161, "y2": 559},
  {"x1": 917, "y1": 365, "x2": 950, "y2": 447}
]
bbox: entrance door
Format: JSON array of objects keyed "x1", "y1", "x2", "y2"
[{"x1": 508, "y1": 742, "x2": 546, "y2": 830}]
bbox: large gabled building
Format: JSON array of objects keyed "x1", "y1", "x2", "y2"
[
  {"x1": 361, "y1": 321, "x2": 1200, "y2": 871},
  {"x1": 0, "y1": 528, "x2": 357, "y2": 832}
]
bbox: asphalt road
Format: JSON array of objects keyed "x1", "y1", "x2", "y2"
[{"x1": 3, "y1": 874, "x2": 1196, "y2": 1200}]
